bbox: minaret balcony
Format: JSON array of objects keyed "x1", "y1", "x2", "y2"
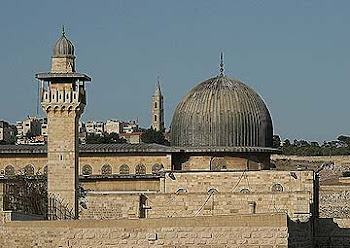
[{"x1": 41, "y1": 87, "x2": 86, "y2": 105}]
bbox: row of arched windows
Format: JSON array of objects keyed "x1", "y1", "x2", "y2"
[
  {"x1": 82, "y1": 163, "x2": 164, "y2": 176},
  {"x1": 3, "y1": 163, "x2": 164, "y2": 177},
  {"x1": 174, "y1": 183, "x2": 285, "y2": 195},
  {"x1": 3, "y1": 164, "x2": 47, "y2": 176}
]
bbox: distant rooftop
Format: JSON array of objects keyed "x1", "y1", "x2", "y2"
[{"x1": 0, "y1": 143, "x2": 175, "y2": 154}]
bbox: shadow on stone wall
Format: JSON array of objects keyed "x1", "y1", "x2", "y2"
[
  {"x1": 288, "y1": 217, "x2": 313, "y2": 248},
  {"x1": 315, "y1": 218, "x2": 350, "y2": 248}
]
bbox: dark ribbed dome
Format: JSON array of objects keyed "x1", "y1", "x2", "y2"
[
  {"x1": 171, "y1": 76, "x2": 273, "y2": 148},
  {"x1": 53, "y1": 31, "x2": 74, "y2": 57}
]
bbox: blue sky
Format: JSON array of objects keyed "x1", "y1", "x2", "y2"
[{"x1": 0, "y1": 1, "x2": 349, "y2": 142}]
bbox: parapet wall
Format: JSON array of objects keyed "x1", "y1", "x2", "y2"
[
  {"x1": 163, "y1": 171, "x2": 314, "y2": 195},
  {"x1": 146, "y1": 192, "x2": 311, "y2": 220},
  {"x1": 80, "y1": 191, "x2": 312, "y2": 221},
  {"x1": 0, "y1": 214, "x2": 289, "y2": 248}
]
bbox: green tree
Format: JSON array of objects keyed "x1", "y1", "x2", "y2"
[
  {"x1": 86, "y1": 133, "x2": 126, "y2": 144},
  {"x1": 141, "y1": 128, "x2": 170, "y2": 146},
  {"x1": 338, "y1": 135, "x2": 350, "y2": 146},
  {"x1": 272, "y1": 135, "x2": 281, "y2": 148}
]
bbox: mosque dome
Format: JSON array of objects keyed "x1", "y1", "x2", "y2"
[
  {"x1": 171, "y1": 75, "x2": 273, "y2": 148},
  {"x1": 53, "y1": 28, "x2": 75, "y2": 57}
]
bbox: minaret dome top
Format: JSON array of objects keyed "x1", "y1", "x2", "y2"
[{"x1": 53, "y1": 26, "x2": 75, "y2": 57}]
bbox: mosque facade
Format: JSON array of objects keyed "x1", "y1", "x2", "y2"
[{"x1": 0, "y1": 29, "x2": 340, "y2": 247}]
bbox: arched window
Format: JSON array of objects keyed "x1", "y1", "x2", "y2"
[
  {"x1": 175, "y1": 188, "x2": 188, "y2": 194},
  {"x1": 207, "y1": 188, "x2": 218, "y2": 194},
  {"x1": 154, "y1": 115, "x2": 157, "y2": 122},
  {"x1": 135, "y1": 164, "x2": 146, "y2": 175},
  {"x1": 211, "y1": 157, "x2": 227, "y2": 171},
  {"x1": 271, "y1": 183, "x2": 284, "y2": 193},
  {"x1": 101, "y1": 164, "x2": 112, "y2": 175},
  {"x1": 82, "y1": 164, "x2": 92, "y2": 176},
  {"x1": 5, "y1": 165, "x2": 15, "y2": 176},
  {"x1": 240, "y1": 188, "x2": 250, "y2": 194},
  {"x1": 154, "y1": 102, "x2": 158, "y2": 108},
  {"x1": 24, "y1": 164, "x2": 34, "y2": 176},
  {"x1": 43, "y1": 165, "x2": 48, "y2": 176},
  {"x1": 152, "y1": 163, "x2": 164, "y2": 173},
  {"x1": 119, "y1": 164, "x2": 129, "y2": 175}
]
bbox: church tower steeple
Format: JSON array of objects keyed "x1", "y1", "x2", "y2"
[
  {"x1": 35, "y1": 28, "x2": 91, "y2": 218},
  {"x1": 151, "y1": 77, "x2": 164, "y2": 131}
]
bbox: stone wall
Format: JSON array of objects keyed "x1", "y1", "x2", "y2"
[
  {"x1": 0, "y1": 214, "x2": 289, "y2": 248},
  {"x1": 80, "y1": 191, "x2": 311, "y2": 221},
  {"x1": 80, "y1": 193, "x2": 140, "y2": 220},
  {"x1": 81, "y1": 178, "x2": 160, "y2": 192},
  {"x1": 288, "y1": 219, "x2": 313, "y2": 248},
  {"x1": 146, "y1": 192, "x2": 311, "y2": 220},
  {"x1": 163, "y1": 171, "x2": 314, "y2": 195},
  {"x1": 79, "y1": 153, "x2": 171, "y2": 174},
  {"x1": 315, "y1": 218, "x2": 350, "y2": 247}
]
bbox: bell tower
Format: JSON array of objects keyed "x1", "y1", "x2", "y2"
[
  {"x1": 35, "y1": 27, "x2": 91, "y2": 217},
  {"x1": 151, "y1": 77, "x2": 164, "y2": 131}
]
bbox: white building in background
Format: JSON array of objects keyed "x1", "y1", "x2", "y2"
[
  {"x1": 105, "y1": 120, "x2": 127, "y2": 134},
  {"x1": 40, "y1": 118, "x2": 48, "y2": 138},
  {"x1": 123, "y1": 121, "x2": 139, "y2": 134},
  {"x1": 85, "y1": 121, "x2": 105, "y2": 136}
]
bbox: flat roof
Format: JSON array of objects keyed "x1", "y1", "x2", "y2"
[{"x1": 35, "y1": 72, "x2": 91, "y2": 81}]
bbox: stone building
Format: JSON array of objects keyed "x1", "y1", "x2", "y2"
[
  {"x1": 16, "y1": 116, "x2": 42, "y2": 144},
  {"x1": 0, "y1": 29, "x2": 345, "y2": 247},
  {"x1": 0, "y1": 121, "x2": 16, "y2": 144},
  {"x1": 35, "y1": 27, "x2": 91, "y2": 216},
  {"x1": 151, "y1": 78, "x2": 164, "y2": 131}
]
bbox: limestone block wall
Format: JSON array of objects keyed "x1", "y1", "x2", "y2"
[
  {"x1": 315, "y1": 218, "x2": 350, "y2": 247},
  {"x1": 0, "y1": 155, "x2": 47, "y2": 175},
  {"x1": 0, "y1": 214, "x2": 289, "y2": 248},
  {"x1": 80, "y1": 193, "x2": 140, "y2": 220},
  {"x1": 80, "y1": 190, "x2": 311, "y2": 221},
  {"x1": 163, "y1": 171, "x2": 314, "y2": 196},
  {"x1": 179, "y1": 154, "x2": 248, "y2": 170},
  {"x1": 145, "y1": 192, "x2": 311, "y2": 219},
  {"x1": 287, "y1": 219, "x2": 313, "y2": 248},
  {"x1": 81, "y1": 179, "x2": 160, "y2": 192},
  {"x1": 79, "y1": 153, "x2": 171, "y2": 175}
]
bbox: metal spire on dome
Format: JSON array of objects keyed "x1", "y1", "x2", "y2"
[
  {"x1": 62, "y1": 25, "x2": 65, "y2": 36},
  {"x1": 219, "y1": 52, "x2": 224, "y2": 76}
]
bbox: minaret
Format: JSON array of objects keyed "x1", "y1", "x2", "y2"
[
  {"x1": 151, "y1": 77, "x2": 164, "y2": 131},
  {"x1": 35, "y1": 27, "x2": 91, "y2": 218}
]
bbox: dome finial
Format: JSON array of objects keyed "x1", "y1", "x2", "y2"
[
  {"x1": 220, "y1": 52, "x2": 224, "y2": 76},
  {"x1": 62, "y1": 25, "x2": 65, "y2": 36}
]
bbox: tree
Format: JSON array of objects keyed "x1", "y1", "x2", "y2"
[
  {"x1": 141, "y1": 128, "x2": 170, "y2": 146},
  {"x1": 338, "y1": 135, "x2": 350, "y2": 146},
  {"x1": 283, "y1": 139, "x2": 291, "y2": 147},
  {"x1": 272, "y1": 135, "x2": 281, "y2": 148},
  {"x1": 86, "y1": 133, "x2": 126, "y2": 144}
]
